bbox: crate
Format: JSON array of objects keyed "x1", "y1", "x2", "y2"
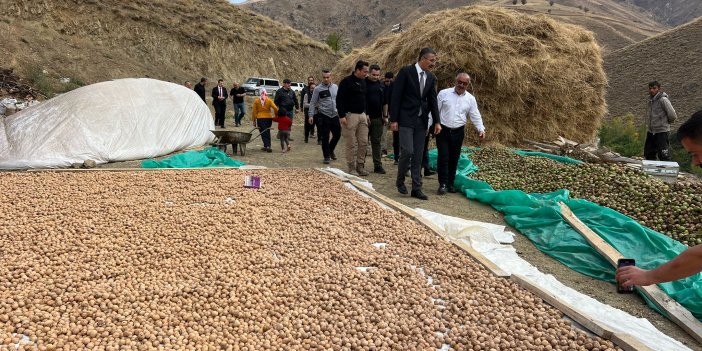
[{"x1": 642, "y1": 160, "x2": 679, "y2": 183}]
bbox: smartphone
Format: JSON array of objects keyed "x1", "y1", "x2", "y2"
[{"x1": 617, "y1": 258, "x2": 636, "y2": 294}]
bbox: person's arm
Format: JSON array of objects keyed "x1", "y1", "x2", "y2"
[
  {"x1": 274, "y1": 90, "x2": 282, "y2": 107},
  {"x1": 308, "y1": 88, "x2": 320, "y2": 117},
  {"x1": 389, "y1": 69, "x2": 406, "y2": 131},
  {"x1": 616, "y1": 245, "x2": 702, "y2": 286},
  {"x1": 662, "y1": 97, "x2": 678, "y2": 124},
  {"x1": 336, "y1": 78, "x2": 348, "y2": 119},
  {"x1": 293, "y1": 91, "x2": 299, "y2": 111},
  {"x1": 211, "y1": 88, "x2": 217, "y2": 99},
  {"x1": 428, "y1": 76, "x2": 441, "y2": 135},
  {"x1": 467, "y1": 95, "x2": 485, "y2": 138},
  {"x1": 270, "y1": 100, "x2": 279, "y2": 116}
]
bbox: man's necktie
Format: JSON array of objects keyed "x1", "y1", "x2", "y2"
[{"x1": 419, "y1": 71, "x2": 425, "y2": 95}]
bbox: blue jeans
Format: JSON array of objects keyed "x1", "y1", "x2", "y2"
[{"x1": 233, "y1": 102, "x2": 245, "y2": 125}]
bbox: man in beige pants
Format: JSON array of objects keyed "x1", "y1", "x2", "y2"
[{"x1": 336, "y1": 60, "x2": 370, "y2": 176}]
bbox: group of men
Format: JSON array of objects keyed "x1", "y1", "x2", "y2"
[{"x1": 327, "y1": 47, "x2": 486, "y2": 200}]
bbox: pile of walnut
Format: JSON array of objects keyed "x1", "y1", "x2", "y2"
[{"x1": 0, "y1": 169, "x2": 619, "y2": 350}]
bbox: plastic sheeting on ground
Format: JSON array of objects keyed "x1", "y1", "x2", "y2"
[
  {"x1": 0, "y1": 78, "x2": 215, "y2": 169},
  {"x1": 414, "y1": 208, "x2": 691, "y2": 351},
  {"x1": 141, "y1": 148, "x2": 245, "y2": 168},
  {"x1": 427, "y1": 148, "x2": 702, "y2": 321}
]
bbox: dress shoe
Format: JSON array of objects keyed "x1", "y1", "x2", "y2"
[
  {"x1": 424, "y1": 170, "x2": 436, "y2": 177},
  {"x1": 261, "y1": 147, "x2": 268, "y2": 151},
  {"x1": 323, "y1": 158, "x2": 331, "y2": 164},
  {"x1": 331, "y1": 153, "x2": 337, "y2": 160},
  {"x1": 448, "y1": 185, "x2": 457, "y2": 193},
  {"x1": 411, "y1": 190, "x2": 428, "y2": 200},
  {"x1": 266, "y1": 147, "x2": 272, "y2": 153},
  {"x1": 374, "y1": 166, "x2": 386, "y2": 174},
  {"x1": 437, "y1": 184, "x2": 447, "y2": 195},
  {"x1": 397, "y1": 184, "x2": 408, "y2": 195}
]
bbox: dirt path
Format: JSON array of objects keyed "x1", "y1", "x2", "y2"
[{"x1": 102, "y1": 116, "x2": 701, "y2": 350}]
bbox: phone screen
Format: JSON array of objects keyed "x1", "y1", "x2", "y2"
[{"x1": 617, "y1": 258, "x2": 636, "y2": 294}]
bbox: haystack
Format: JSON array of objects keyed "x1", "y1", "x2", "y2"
[{"x1": 335, "y1": 6, "x2": 607, "y2": 145}]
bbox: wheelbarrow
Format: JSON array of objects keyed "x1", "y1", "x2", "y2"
[{"x1": 210, "y1": 128, "x2": 269, "y2": 156}]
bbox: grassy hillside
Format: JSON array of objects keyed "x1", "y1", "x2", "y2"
[
  {"x1": 605, "y1": 17, "x2": 702, "y2": 124},
  {"x1": 0, "y1": 0, "x2": 338, "y2": 96},
  {"x1": 630, "y1": 0, "x2": 702, "y2": 26},
  {"x1": 245, "y1": 0, "x2": 665, "y2": 53}
]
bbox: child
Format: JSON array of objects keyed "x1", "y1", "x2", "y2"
[{"x1": 272, "y1": 107, "x2": 293, "y2": 153}]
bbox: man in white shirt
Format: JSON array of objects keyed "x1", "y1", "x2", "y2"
[{"x1": 436, "y1": 73, "x2": 485, "y2": 195}]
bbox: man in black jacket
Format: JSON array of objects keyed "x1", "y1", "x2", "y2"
[
  {"x1": 337, "y1": 60, "x2": 370, "y2": 176},
  {"x1": 390, "y1": 48, "x2": 442, "y2": 200},
  {"x1": 275, "y1": 79, "x2": 300, "y2": 140},
  {"x1": 211, "y1": 79, "x2": 228, "y2": 128},
  {"x1": 194, "y1": 77, "x2": 207, "y2": 103},
  {"x1": 366, "y1": 64, "x2": 386, "y2": 174}
]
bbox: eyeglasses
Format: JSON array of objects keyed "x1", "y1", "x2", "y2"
[{"x1": 456, "y1": 80, "x2": 470, "y2": 86}]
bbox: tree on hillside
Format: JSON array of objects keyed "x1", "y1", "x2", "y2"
[
  {"x1": 549, "y1": 0, "x2": 554, "y2": 6},
  {"x1": 512, "y1": 0, "x2": 518, "y2": 4},
  {"x1": 521, "y1": 0, "x2": 527, "y2": 4},
  {"x1": 326, "y1": 32, "x2": 343, "y2": 53}
]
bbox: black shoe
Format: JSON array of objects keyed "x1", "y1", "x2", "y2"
[
  {"x1": 424, "y1": 170, "x2": 435, "y2": 177},
  {"x1": 411, "y1": 190, "x2": 428, "y2": 200},
  {"x1": 305, "y1": 139, "x2": 309, "y2": 143},
  {"x1": 266, "y1": 148, "x2": 272, "y2": 153},
  {"x1": 374, "y1": 166, "x2": 386, "y2": 174},
  {"x1": 437, "y1": 184, "x2": 447, "y2": 195},
  {"x1": 448, "y1": 185, "x2": 457, "y2": 193},
  {"x1": 323, "y1": 158, "x2": 330, "y2": 164},
  {"x1": 397, "y1": 184, "x2": 408, "y2": 195},
  {"x1": 331, "y1": 153, "x2": 337, "y2": 160},
  {"x1": 393, "y1": 160, "x2": 399, "y2": 166}
]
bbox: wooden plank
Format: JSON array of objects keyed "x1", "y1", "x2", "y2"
[
  {"x1": 512, "y1": 274, "x2": 654, "y2": 351},
  {"x1": 559, "y1": 201, "x2": 702, "y2": 345},
  {"x1": 450, "y1": 239, "x2": 510, "y2": 277}
]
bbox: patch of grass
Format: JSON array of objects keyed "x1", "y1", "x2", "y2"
[{"x1": 26, "y1": 64, "x2": 55, "y2": 97}]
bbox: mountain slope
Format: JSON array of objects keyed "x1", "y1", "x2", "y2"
[
  {"x1": 605, "y1": 17, "x2": 702, "y2": 124},
  {"x1": 629, "y1": 0, "x2": 702, "y2": 26},
  {"x1": 0, "y1": 0, "x2": 338, "y2": 95},
  {"x1": 244, "y1": 0, "x2": 665, "y2": 52}
]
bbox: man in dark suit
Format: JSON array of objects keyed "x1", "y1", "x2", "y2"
[
  {"x1": 194, "y1": 77, "x2": 207, "y2": 103},
  {"x1": 390, "y1": 47, "x2": 442, "y2": 200},
  {"x1": 212, "y1": 79, "x2": 228, "y2": 128}
]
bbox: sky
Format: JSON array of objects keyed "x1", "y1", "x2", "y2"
[{"x1": 228, "y1": 0, "x2": 247, "y2": 4}]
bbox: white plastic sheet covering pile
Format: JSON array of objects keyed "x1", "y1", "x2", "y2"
[{"x1": 0, "y1": 78, "x2": 214, "y2": 169}]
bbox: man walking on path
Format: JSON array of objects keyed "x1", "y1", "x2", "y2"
[
  {"x1": 230, "y1": 81, "x2": 246, "y2": 127},
  {"x1": 366, "y1": 64, "x2": 387, "y2": 174},
  {"x1": 300, "y1": 76, "x2": 318, "y2": 143},
  {"x1": 274, "y1": 79, "x2": 299, "y2": 140},
  {"x1": 309, "y1": 70, "x2": 341, "y2": 165},
  {"x1": 211, "y1": 79, "x2": 228, "y2": 128},
  {"x1": 390, "y1": 48, "x2": 442, "y2": 200},
  {"x1": 644, "y1": 80, "x2": 677, "y2": 161},
  {"x1": 336, "y1": 60, "x2": 370, "y2": 176},
  {"x1": 436, "y1": 73, "x2": 486, "y2": 195}
]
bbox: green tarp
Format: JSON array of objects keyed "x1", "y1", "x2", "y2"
[
  {"x1": 427, "y1": 148, "x2": 702, "y2": 320},
  {"x1": 141, "y1": 147, "x2": 245, "y2": 168}
]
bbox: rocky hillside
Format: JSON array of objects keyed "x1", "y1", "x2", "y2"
[
  {"x1": 245, "y1": 0, "x2": 665, "y2": 52},
  {"x1": 0, "y1": 0, "x2": 338, "y2": 96},
  {"x1": 605, "y1": 17, "x2": 702, "y2": 124},
  {"x1": 628, "y1": 0, "x2": 702, "y2": 27}
]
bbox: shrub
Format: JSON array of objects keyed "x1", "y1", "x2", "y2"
[
  {"x1": 521, "y1": 0, "x2": 527, "y2": 4},
  {"x1": 599, "y1": 113, "x2": 645, "y2": 157},
  {"x1": 325, "y1": 32, "x2": 343, "y2": 53}
]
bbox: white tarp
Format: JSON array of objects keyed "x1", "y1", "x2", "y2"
[
  {"x1": 0, "y1": 78, "x2": 214, "y2": 169},
  {"x1": 413, "y1": 208, "x2": 691, "y2": 351}
]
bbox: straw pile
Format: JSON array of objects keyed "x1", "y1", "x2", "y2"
[{"x1": 335, "y1": 6, "x2": 607, "y2": 145}]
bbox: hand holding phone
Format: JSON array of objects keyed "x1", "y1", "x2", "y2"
[{"x1": 617, "y1": 258, "x2": 636, "y2": 294}]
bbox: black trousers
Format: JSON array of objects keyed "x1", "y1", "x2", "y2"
[
  {"x1": 436, "y1": 125, "x2": 465, "y2": 187},
  {"x1": 397, "y1": 126, "x2": 427, "y2": 191},
  {"x1": 422, "y1": 134, "x2": 431, "y2": 172},
  {"x1": 214, "y1": 102, "x2": 226, "y2": 127},
  {"x1": 303, "y1": 108, "x2": 317, "y2": 142},
  {"x1": 644, "y1": 131, "x2": 672, "y2": 161},
  {"x1": 319, "y1": 116, "x2": 341, "y2": 159},
  {"x1": 393, "y1": 130, "x2": 400, "y2": 161},
  {"x1": 257, "y1": 118, "x2": 273, "y2": 148}
]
